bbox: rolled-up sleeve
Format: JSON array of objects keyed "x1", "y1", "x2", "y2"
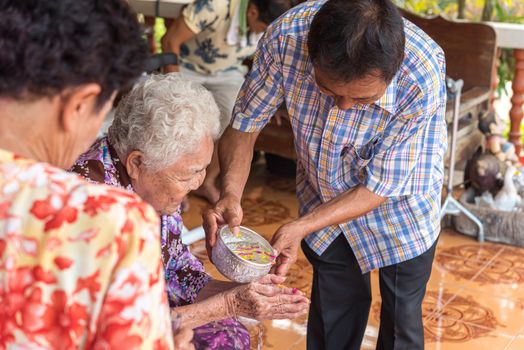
[{"x1": 231, "y1": 28, "x2": 284, "y2": 132}]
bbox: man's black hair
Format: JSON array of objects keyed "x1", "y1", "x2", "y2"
[
  {"x1": 251, "y1": 0, "x2": 293, "y2": 25},
  {"x1": 0, "y1": 0, "x2": 148, "y2": 107},
  {"x1": 307, "y1": 0, "x2": 405, "y2": 83}
]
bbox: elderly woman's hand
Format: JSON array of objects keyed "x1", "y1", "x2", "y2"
[{"x1": 225, "y1": 274, "x2": 309, "y2": 320}]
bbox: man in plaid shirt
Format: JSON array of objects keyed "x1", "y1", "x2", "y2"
[{"x1": 205, "y1": 0, "x2": 447, "y2": 348}]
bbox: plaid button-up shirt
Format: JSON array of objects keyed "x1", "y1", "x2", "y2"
[{"x1": 231, "y1": 0, "x2": 447, "y2": 272}]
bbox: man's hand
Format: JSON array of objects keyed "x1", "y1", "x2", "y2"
[
  {"x1": 203, "y1": 195, "x2": 243, "y2": 261},
  {"x1": 269, "y1": 186, "x2": 386, "y2": 276},
  {"x1": 270, "y1": 221, "x2": 307, "y2": 276}
]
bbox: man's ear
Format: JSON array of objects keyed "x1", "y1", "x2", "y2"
[
  {"x1": 126, "y1": 150, "x2": 145, "y2": 181},
  {"x1": 59, "y1": 84, "x2": 102, "y2": 132}
]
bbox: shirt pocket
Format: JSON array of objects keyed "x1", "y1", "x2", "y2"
[
  {"x1": 331, "y1": 134, "x2": 382, "y2": 189},
  {"x1": 344, "y1": 134, "x2": 382, "y2": 170}
]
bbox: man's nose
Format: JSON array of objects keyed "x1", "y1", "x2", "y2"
[{"x1": 335, "y1": 96, "x2": 356, "y2": 110}]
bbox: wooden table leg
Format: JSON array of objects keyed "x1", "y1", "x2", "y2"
[{"x1": 509, "y1": 49, "x2": 524, "y2": 155}]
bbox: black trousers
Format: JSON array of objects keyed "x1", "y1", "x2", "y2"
[{"x1": 302, "y1": 234, "x2": 437, "y2": 350}]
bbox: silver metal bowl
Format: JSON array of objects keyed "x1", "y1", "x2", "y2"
[{"x1": 211, "y1": 225, "x2": 273, "y2": 283}]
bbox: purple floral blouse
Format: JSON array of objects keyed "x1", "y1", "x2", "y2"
[{"x1": 72, "y1": 137, "x2": 250, "y2": 350}]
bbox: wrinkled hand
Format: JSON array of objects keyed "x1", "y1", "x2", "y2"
[
  {"x1": 270, "y1": 222, "x2": 305, "y2": 276},
  {"x1": 203, "y1": 195, "x2": 243, "y2": 261},
  {"x1": 173, "y1": 327, "x2": 195, "y2": 350},
  {"x1": 226, "y1": 274, "x2": 309, "y2": 320}
]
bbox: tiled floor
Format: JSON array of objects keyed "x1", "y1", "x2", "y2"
[{"x1": 183, "y1": 162, "x2": 524, "y2": 350}]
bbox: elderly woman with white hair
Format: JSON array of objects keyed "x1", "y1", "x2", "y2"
[{"x1": 72, "y1": 74, "x2": 309, "y2": 350}]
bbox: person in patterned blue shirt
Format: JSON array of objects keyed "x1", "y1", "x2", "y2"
[{"x1": 205, "y1": 0, "x2": 448, "y2": 349}]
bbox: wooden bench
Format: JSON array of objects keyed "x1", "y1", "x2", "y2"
[{"x1": 255, "y1": 10, "x2": 498, "y2": 168}]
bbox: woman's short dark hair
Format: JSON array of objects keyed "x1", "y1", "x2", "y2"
[
  {"x1": 307, "y1": 0, "x2": 405, "y2": 83},
  {"x1": 251, "y1": 0, "x2": 292, "y2": 25},
  {"x1": 0, "y1": 0, "x2": 148, "y2": 107}
]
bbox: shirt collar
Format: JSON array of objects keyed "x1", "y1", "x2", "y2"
[{"x1": 373, "y1": 73, "x2": 398, "y2": 115}]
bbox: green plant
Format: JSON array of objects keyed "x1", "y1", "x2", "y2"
[
  {"x1": 491, "y1": 0, "x2": 524, "y2": 96},
  {"x1": 493, "y1": 0, "x2": 524, "y2": 23},
  {"x1": 395, "y1": 0, "x2": 457, "y2": 16},
  {"x1": 497, "y1": 49, "x2": 516, "y2": 96},
  {"x1": 154, "y1": 18, "x2": 167, "y2": 53},
  {"x1": 398, "y1": 0, "x2": 523, "y2": 143}
]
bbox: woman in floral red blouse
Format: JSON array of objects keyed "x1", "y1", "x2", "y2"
[{"x1": 0, "y1": 1, "x2": 189, "y2": 349}]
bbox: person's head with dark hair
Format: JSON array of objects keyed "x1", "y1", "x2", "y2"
[
  {"x1": 0, "y1": 0, "x2": 148, "y2": 169},
  {"x1": 247, "y1": 0, "x2": 293, "y2": 33},
  {"x1": 307, "y1": 0, "x2": 405, "y2": 110}
]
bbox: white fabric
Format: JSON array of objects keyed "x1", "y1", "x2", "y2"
[
  {"x1": 180, "y1": 225, "x2": 205, "y2": 245},
  {"x1": 180, "y1": 66, "x2": 246, "y2": 134},
  {"x1": 226, "y1": 0, "x2": 242, "y2": 46}
]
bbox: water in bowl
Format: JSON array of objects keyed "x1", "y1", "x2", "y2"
[{"x1": 221, "y1": 228, "x2": 274, "y2": 264}]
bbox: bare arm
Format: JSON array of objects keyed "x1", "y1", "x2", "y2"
[
  {"x1": 219, "y1": 127, "x2": 259, "y2": 202},
  {"x1": 293, "y1": 185, "x2": 385, "y2": 235},
  {"x1": 160, "y1": 16, "x2": 196, "y2": 72},
  {"x1": 171, "y1": 288, "x2": 231, "y2": 329},
  {"x1": 203, "y1": 127, "x2": 260, "y2": 256},
  {"x1": 271, "y1": 185, "x2": 387, "y2": 275},
  {"x1": 194, "y1": 279, "x2": 241, "y2": 302}
]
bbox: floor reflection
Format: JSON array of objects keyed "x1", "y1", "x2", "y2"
[{"x1": 184, "y1": 163, "x2": 524, "y2": 349}]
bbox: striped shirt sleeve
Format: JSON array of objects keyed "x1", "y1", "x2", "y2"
[{"x1": 231, "y1": 28, "x2": 284, "y2": 132}]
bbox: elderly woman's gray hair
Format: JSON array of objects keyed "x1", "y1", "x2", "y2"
[{"x1": 109, "y1": 74, "x2": 221, "y2": 171}]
